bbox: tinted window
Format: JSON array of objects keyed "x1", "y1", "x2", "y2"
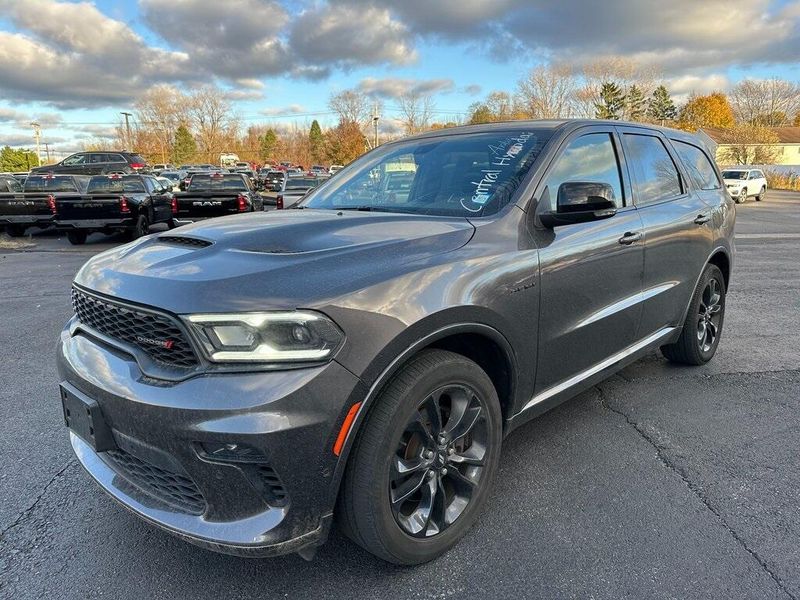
[
  {"x1": 623, "y1": 134, "x2": 682, "y2": 205},
  {"x1": 61, "y1": 154, "x2": 85, "y2": 166},
  {"x1": 304, "y1": 129, "x2": 551, "y2": 216},
  {"x1": 188, "y1": 174, "x2": 248, "y2": 191},
  {"x1": 541, "y1": 133, "x2": 624, "y2": 209},
  {"x1": 87, "y1": 176, "x2": 145, "y2": 194},
  {"x1": 24, "y1": 175, "x2": 79, "y2": 192},
  {"x1": 285, "y1": 177, "x2": 321, "y2": 189},
  {"x1": 672, "y1": 140, "x2": 720, "y2": 191},
  {"x1": 721, "y1": 170, "x2": 747, "y2": 180},
  {"x1": 88, "y1": 153, "x2": 107, "y2": 164},
  {"x1": 1, "y1": 176, "x2": 23, "y2": 192}
]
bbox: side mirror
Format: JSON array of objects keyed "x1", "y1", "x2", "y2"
[{"x1": 539, "y1": 182, "x2": 617, "y2": 228}]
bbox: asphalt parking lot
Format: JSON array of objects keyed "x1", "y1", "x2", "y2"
[{"x1": 1, "y1": 192, "x2": 798, "y2": 600}]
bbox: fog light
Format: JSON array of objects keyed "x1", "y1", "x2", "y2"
[{"x1": 199, "y1": 441, "x2": 268, "y2": 463}]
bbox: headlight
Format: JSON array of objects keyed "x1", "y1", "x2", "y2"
[{"x1": 184, "y1": 311, "x2": 343, "y2": 363}]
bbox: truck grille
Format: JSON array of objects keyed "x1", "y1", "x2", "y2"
[
  {"x1": 105, "y1": 448, "x2": 206, "y2": 515},
  {"x1": 71, "y1": 287, "x2": 198, "y2": 368}
]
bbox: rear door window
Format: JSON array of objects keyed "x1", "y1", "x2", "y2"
[
  {"x1": 622, "y1": 134, "x2": 683, "y2": 205},
  {"x1": 672, "y1": 140, "x2": 720, "y2": 191}
]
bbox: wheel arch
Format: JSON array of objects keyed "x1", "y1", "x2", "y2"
[{"x1": 327, "y1": 321, "x2": 518, "y2": 507}]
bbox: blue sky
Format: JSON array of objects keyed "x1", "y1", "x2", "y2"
[{"x1": 1, "y1": 0, "x2": 799, "y2": 156}]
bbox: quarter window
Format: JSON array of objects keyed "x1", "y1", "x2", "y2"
[
  {"x1": 623, "y1": 134, "x2": 682, "y2": 205},
  {"x1": 542, "y1": 133, "x2": 624, "y2": 209},
  {"x1": 672, "y1": 141, "x2": 720, "y2": 191}
]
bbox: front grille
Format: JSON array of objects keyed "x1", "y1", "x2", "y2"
[
  {"x1": 156, "y1": 236, "x2": 212, "y2": 248},
  {"x1": 105, "y1": 448, "x2": 206, "y2": 515},
  {"x1": 71, "y1": 287, "x2": 198, "y2": 368}
]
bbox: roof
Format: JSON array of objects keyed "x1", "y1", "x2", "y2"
[{"x1": 701, "y1": 126, "x2": 800, "y2": 144}]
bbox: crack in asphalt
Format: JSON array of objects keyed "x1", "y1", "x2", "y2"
[
  {"x1": 0, "y1": 459, "x2": 76, "y2": 541},
  {"x1": 595, "y1": 384, "x2": 798, "y2": 600}
]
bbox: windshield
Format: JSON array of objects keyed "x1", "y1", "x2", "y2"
[
  {"x1": 189, "y1": 174, "x2": 248, "y2": 191},
  {"x1": 302, "y1": 129, "x2": 551, "y2": 216},
  {"x1": 722, "y1": 170, "x2": 747, "y2": 180},
  {"x1": 87, "y1": 176, "x2": 145, "y2": 194},
  {"x1": 24, "y1": 175, "x2": 80, "y2": 192}
]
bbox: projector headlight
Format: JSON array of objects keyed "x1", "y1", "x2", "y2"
[{"x1": 184, "y1": 311, "x2": 343, "y2": 363}]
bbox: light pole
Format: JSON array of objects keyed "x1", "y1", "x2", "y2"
[
  {"x1": 120, "y1": 112, "x2": 133, "y2": 150},
  {"x1": 30, "y1": 121, "x2": 42, "y2": 166},
  {"x1": 372, "y1": 104, "x2": 380, "y2": 148}
]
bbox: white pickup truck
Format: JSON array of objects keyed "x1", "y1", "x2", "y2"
[{"x1": 721, "y1": 168, "x2": 767, "y2": 203}]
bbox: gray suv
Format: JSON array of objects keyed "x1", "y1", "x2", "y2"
[{"x1": 57, "y1": 120, "x2": 734, "y2": 565}]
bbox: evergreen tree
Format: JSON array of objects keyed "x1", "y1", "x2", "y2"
[
  {"x1": 0, "y1": 146, "x2": 39, "y2": 171},
  {"x1": 171, "y1": 125, "x2": 197, "y2": 165},
  {"x1": 259, "y1": 129, "x2": 277, "y2": 163},
  {"x1": 647, "y1": 85, "x2": 677, "y2": 125},
  {"x1": 308, "y1": 120, "x2": 324, "y2": 163},
  {"x1": 594, "y1": 82, "x2": 626, "y2": 120},
  {"x1": 626, "y1": 85, "x2": 646, "y2": 121}
]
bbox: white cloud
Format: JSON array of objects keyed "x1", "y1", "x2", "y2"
[
  {"x1": 358, "y1": 77, "x2": 454, "y2": 99},
  {"x1": 260, "y1": 105, "x2": 307, "y2": 116}
]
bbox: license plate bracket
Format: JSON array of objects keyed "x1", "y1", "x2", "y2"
[{"x1": 60, "y1": 384, "x2": 116, "y2": 452}]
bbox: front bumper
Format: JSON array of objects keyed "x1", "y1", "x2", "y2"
[{"x1": 57, "y1": 324, "x2": 363, "y2": 557}]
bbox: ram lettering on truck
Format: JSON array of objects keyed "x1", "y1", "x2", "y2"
[{"x1": 171, "y1": 172, "x2": 263, "y2": 224}]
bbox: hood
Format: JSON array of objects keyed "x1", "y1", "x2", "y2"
[
  {"x1": 722, "y1": 178, "x2": 744, "y2": 185},
  {"x1": 74, "y1": 209, "x2": 474, "y2": 313}
]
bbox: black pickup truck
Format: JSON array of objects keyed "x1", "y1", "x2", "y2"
[
  {"x1": 56, "y1": 174, "x2": 175, "y2": 245},
  {"x1": 172, "y1": 172, "x2": 263, "y2": 224},
  {"x1": 1, "y1": 174, "x2": 90, "y2": 236}
]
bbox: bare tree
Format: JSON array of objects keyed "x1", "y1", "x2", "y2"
[
  {"x1": 134, "y1": 85, "x2": 188, "y2": 163},
  {"x1": 396, "y1": 93, "x2": 435, "y2": 135},
  {"x1": 717, "y1": 124, "x2": 781, "y2": 165},
  {"x1": 328, "y1": 89, "x2": 383, "y2": 148},
  {"x1": 730, "y1": 78, "x2": 800, "y2": 126},
  {"x1": 187, "y1": 86, "x2": 237, "y2": 163},
  {"x1": 516, "y1": 64, "x2": 576, "y2": 119}
]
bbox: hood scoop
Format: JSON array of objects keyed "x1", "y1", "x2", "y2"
[{"x1": 156, "y1": 236, "x2": 213, "y2": 248}]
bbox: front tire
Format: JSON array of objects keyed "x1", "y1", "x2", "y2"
[
  {"x1": 338, "y1": 349, "x2": 502, "y2": 565},
  {"x1": 736, "y1": 187, "x2": 747, "y2": 204},
  {"x1": 661, "y1": 264, "x2": 726, "y2": 365}
]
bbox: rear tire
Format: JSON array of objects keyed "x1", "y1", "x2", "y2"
[
  {"x1": 5, "y1": 225, "x2": 26, "y2": 237},
  {"x1": 129, "y1": 215, "x2": 149, "y2": 240},
  {"x1": 756, "y1": 186, "x2": 765, "y2": 201},
  {"x1": 338, "y1": 349, "x2": 502, "y2": 565},
  {"x1": 66, "y1": 230, "x2": 87, "y2": 245},
  {"x1": 661, "y1": 264, "x2": 726, "y2": 365}
]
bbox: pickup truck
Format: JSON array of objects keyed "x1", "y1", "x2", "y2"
[
  {"x1": 56, "y1": 174, "x2": 175, "y2": 245},
  {"x1": 1, "y1": 174, "x2": 89, "y2": 236},
  {"x1": 171, "y1": 172, "x2": 263, "y2": 224}
]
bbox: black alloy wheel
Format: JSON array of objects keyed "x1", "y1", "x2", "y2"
[
  {"x1": 389, "y1": 383, "x2": 489, "y2": 538},
  {"x1": 661, "y1": 263, "x2": 726, "y2": 365},
  {"x1": 338, "y1": 349, "x2": 502, "y2": 565}
]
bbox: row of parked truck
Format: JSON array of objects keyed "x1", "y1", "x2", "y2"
[{"x1": 0, "y1": 172, "x2": 263, "y2": 245}]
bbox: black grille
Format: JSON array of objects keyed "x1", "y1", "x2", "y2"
[
  {"x1": 105, "y1": 448, "x2": 206, "y2": 515},
  {"x1": 71, "y1": 287, "x2": 198, "y2": 368},
  {"x1": 156, "y1": 236, "x2": 212, "y2": 248}
]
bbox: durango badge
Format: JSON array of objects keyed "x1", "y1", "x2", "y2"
[{"x1": 135, "y1": 335, "x2": 174, "y2": 349}]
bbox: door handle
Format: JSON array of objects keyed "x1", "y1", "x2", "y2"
[
  {"x1": 618, "y1": 231, "x2": 642, "y2": 245},
  {"x1": 694, "y1": 212, "x2": 712, "y2": 225}
]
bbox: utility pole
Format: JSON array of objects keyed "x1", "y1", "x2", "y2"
[
  {"x1": 43, "y1": 143, "x2": 51, "y2": 163},
  {"x1": 30, "y1": 122, "x2": 42, "y2": 166},
  {"x1": 372, "y1": 104, "x2": 380, "y2": 148},
  {"x1": 120, "y1": 112, "x2": 133, "y2": 150}
]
